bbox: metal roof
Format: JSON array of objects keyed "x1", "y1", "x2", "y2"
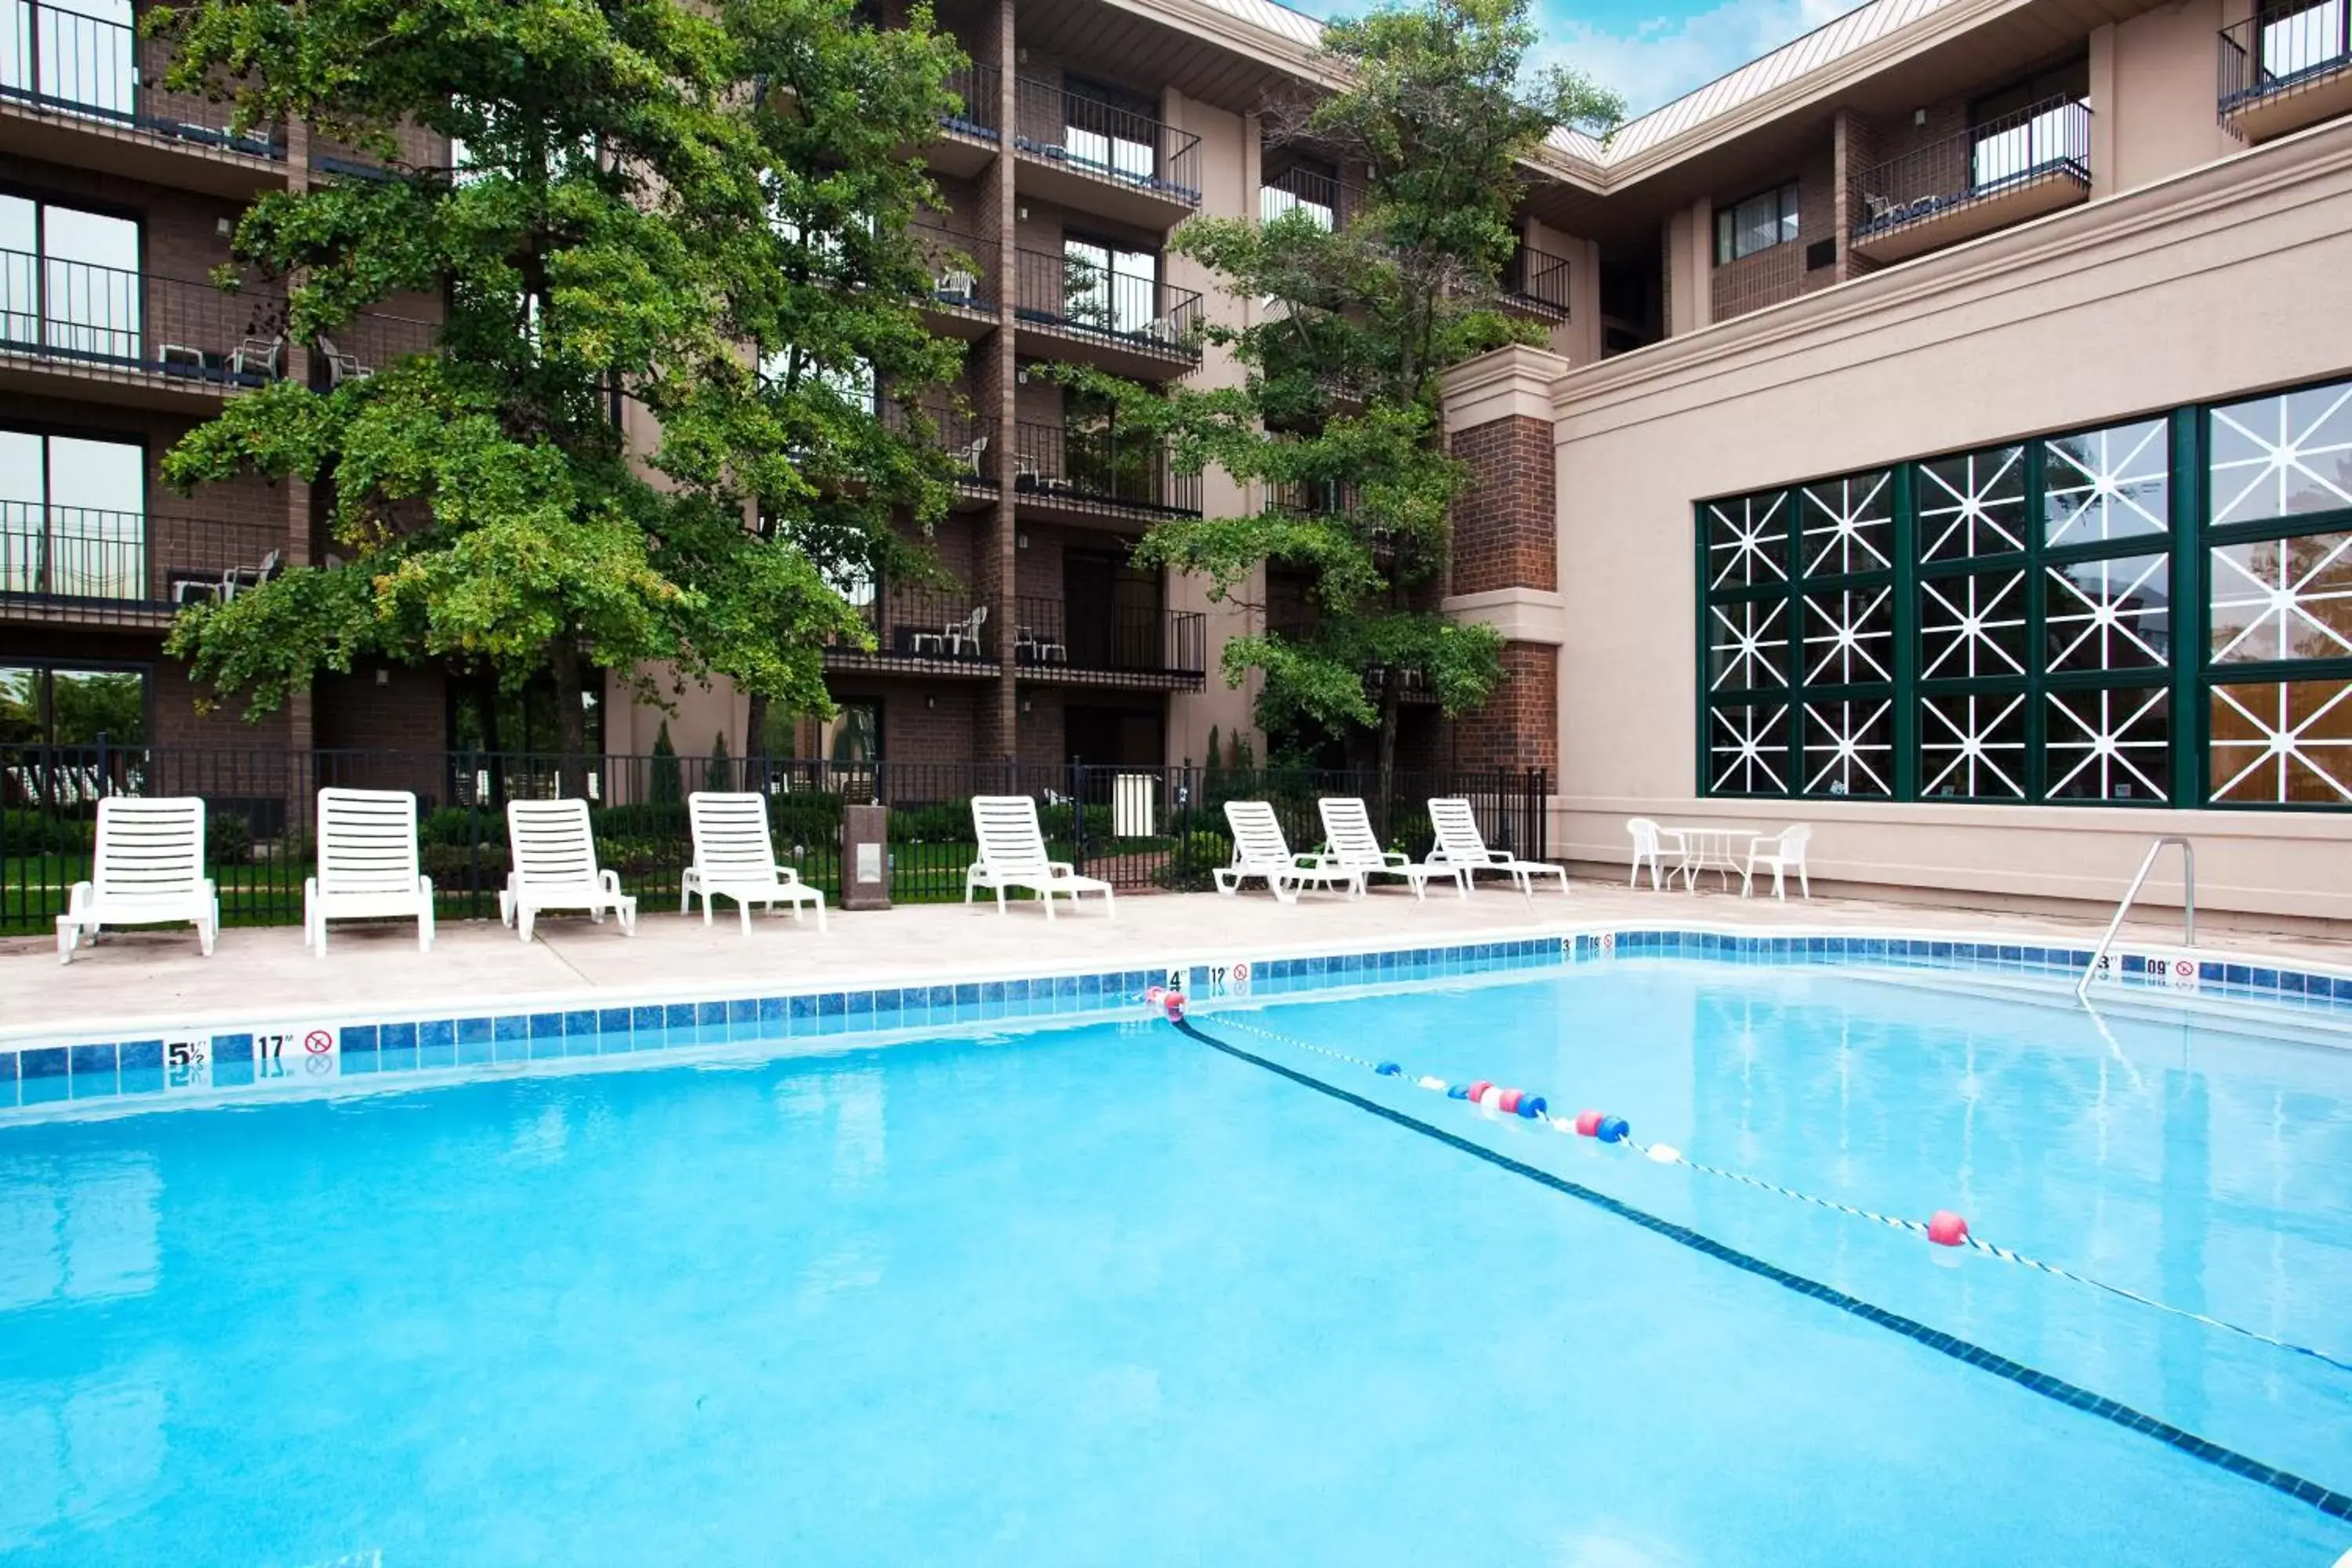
[{"x1": 1186, "y1": 0, "x2": 1961, "y2": 173}]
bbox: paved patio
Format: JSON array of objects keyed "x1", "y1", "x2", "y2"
[{"x1": 5, "y1": 875, "x2": 2346, "y2": 1046}]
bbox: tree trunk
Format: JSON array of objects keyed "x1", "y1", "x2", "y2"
[
  {"x1": 549, "y1": 640, "x2": 590, "y2": 800},
  {"x1": 1375, "y1": 679, "x2": 1400, "y2": 821},
  {"x1": 745, "y1": 691, "x2": 770, "y2": 765}
]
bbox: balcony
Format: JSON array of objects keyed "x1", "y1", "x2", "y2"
[
  {"x1": 1012, "y1": 78, "x2": 1201, "y2": 229},
  {"x1": 0, "y1": 0, "x2": 285, "y2": 195},
  {"x1": 823, "y1": 584, "x2": 999, "y2": 677},
  {"x1": 1012, "y1": 421, "x2": 1199, "y2": 521},
  {"x1": 928, "y1": 62, "x2": 1000, "y2": 175},
  {"x1": 0, "y1": 249, "x2": 286, "y2": 405},
  {"x1": 1501, "y1": 243, "x2": 1572, "y2": 319},
  {"x1": 0, "y1": 506, "x2": 285, "y2": 629},
  {"x1": 1849, "y1": 96, "x2": 2091, "y2": 265},
  {"x1": 2220, "y1": 3, "x2": 2352, "y2": 142},
  {"x1": 1259, "y1": 166, "x2": 1363, "y2": 231},
  {"x1": 1012, "y1": 248, "x2": 1200, "y2": 378},
  {"x1": 880, "y1": 397, "x2": 996, "y2": 503},
  {"x1": 1011, "y1": 594, "x2": 1204, "y2": 690},
  {"x1": 909, "y1": 220, "x2": 994, "y2": 337}
]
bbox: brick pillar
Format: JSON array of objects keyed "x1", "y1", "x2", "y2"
[
  {"x1": 1435, "y1": 345, "x2": 1569, "y2": 779},
  {"x1": 1832, "y1": 108, "x2": 1878, "y2": 284},
  {"x1": 972, "y1": 0, "x2": 1019, "y2": 764}
]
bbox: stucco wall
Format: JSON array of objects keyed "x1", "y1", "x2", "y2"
[{"x1": 1541, "y1": 119, "x2": 2352, "y2": 920}]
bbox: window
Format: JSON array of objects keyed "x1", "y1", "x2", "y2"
[
  {"x1": 826, "y1": 699, "x2": 880, "y2": 763},
  {"x1": 1713, "y1": 183, "x2": 1798, "y2": 266},
  {"x1": 1697, "y1": 372, "x2": 2352, "y2": 811},
  {"x1": 0, "y1": 663, "x2": 147, "y2": 745},
  {"x1": 2256, "y1": 0, "x2": 2347, "y2": 83},
  {"x1": 759, "y1": 343, "x2": 876, "y2": 413},
  {"x1": 1062, "y1": 76, "x2": 1156, "y2": 184},
  {"x1": 1967, "y1": 61, "x2": 2089, "y2": 191},
  {"x1": 0, "y1": 0, "x2": 134, "y2": 121},
  {"x1": 0, "y1": 193, "x2": 141, "y2": 362},
  {"x1": 1261, "y1": 158, "x2": 1339, "y2": 230},
  {"x1": 2204, "y1": 379, "x2": 2352, "y2": 804},
  {"x1": 1062, "y1": 235, "x2": 1158, "y2": 337},
  {"x1": 0, "y1": 427, "x2": 144, "y2": 600}
]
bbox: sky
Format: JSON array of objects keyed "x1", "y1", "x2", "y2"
[{"x1": 1283, "y1": 0, "x2": 1863, "y2": 121}]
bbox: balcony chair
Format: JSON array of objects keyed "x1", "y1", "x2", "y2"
[
  {"x1": 305, "y1": 787, "x2": 434, "y2": 956},
  {"x1": 1425, "y1": 796, "x2": 1568, "y2": 898},
  {"x1": 949, "y1": 434, "x2": 989, "y2": 477},
  {"x1": 1317, "y1": 797, "x2": 1466, "y2": 900},
  {"x1": 964, "y1": 795, "x2": 1114, "y2": 919},
  {"x1": 1017, "y1": 622, "x2": 1067, "y2": 665},
  {"x1": 56, "y1": 797, "x2": 220, "y2": 963},
  {"x1": 499, "y1": 798, "x2": 637, "y2": 942},
  {"x1": 216, "y1": 549, "x2": 281, "y2": 601},
  {"x1": 318, "y1": 335, "x2": 372, "y2": 387},
  {"x1": 933, "y1": 267, "x2": 978, "y2": 307},
  {"x1": 681, "y1": 791, "x2": 826, "y2": 935},
  {"x1": 1215, "y1": 800, "x2": 1359, "y2": 903},
  {"x1": 1741, "y1": 825, "x2": 1814, "y2": 902},
  {"x1": 230, "y1": 335, "x2": 285, "y2": 383}
]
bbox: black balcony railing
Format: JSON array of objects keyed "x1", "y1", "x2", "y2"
[
  {"x1": 311, "y1": 308, "x2": 437, "y2": 389},
  {"x1": 1012, "y1": 248, "x2": 1201, "y2": 359},
  {"x1": 1850, "y1": 96, "x2": 2091, "y2": 241},
  {"x1": 1501, "y1": 243, "x2": 1572, "y2": 317},
  {"x1": 0, "y1": 0, "x2": 281, "y2": 158},
  {"x1": 940, "y1": 62, "x2": 1000, "y2": 141},
  {"x1": 0, "y1": 505, "x2": 285, "y2": 623},
  {"x1": 0, "y1": 248, "x2": 291, "y2": 386},
  {"x1": 880, "y1": 398, "x2": 996, "y2": 484},
  {"x1": 909, "y1": 220, "x2": 993, "y2": 312},
  {"x1": 1271, "y1": 477, "x2": 1358, "y2": 516},
  {"x1": 1013, "y1": 77, "x2": 1202, "y2": 207},
  {"x1": 1013, "y1": 421, "x2": 1199, "y2": 516},
  {"x1": 1012, "y1": 594, "x2": 1205, "y2": 681},
  {"x1": 1259, "y1": 166, "x2": 1363, "y2": 231},
  {"x1": 2219, "y1": 4, "x2": 2352, "y2": 117},
  {"x1": 843, "y1": 585, "x2": 993, "y2": 665}
]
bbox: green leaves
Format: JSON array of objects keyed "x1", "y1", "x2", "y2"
[{"x1": 150, "y1": 0, "x2": 966, "y2": 728}]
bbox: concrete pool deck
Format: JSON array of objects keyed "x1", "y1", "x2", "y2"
[{"x1": 5, "y1": 877, "x2": 2347, "y2": 1045}]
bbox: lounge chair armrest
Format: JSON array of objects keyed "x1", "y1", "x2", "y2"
[
  {"x1": 66, "y1": 880, "x2": 93, "y2": 914},
  {"x1": 1047, "y1": 860, "x2": 1077, "y2": 877},
  {"x1": 599, "y1": 869, "x2": 624, "y2": 895},
  {"x1": 419, "y1": 875, "x2": 436, "y2": 897},
  {"x1": 1381, "y1": 851, "x2": 1411, "y2": 868}
]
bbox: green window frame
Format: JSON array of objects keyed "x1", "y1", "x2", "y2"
[{"x1": 1694, "y1": 369, "x2": 2352, "y2": 812}]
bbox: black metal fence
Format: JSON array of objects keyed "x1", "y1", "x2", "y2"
[
  {"x1": 1012, "y1": 246, "x2": 1203, "y2": 360},
  {"x1": 1013, "y1": 76, "x2": 1202, "y2": 207},
  {"x1": 1502, "y1": 243, "x2": 1572, "y2": 318},
  {"x1": 0, "y1": 0, "x2": 281, "y2": 158},
  {"x1": 0, "y1": 744, "x2": 1548, "y2": 933},
  {"x1": 0, "y1": 505, "x2": 284, "y2": 622},
  {"x1": 2219, "y1": 3, "x2": 2352, "y2": 114},
  {"x1": 1013, "y1": 420, "x2": 1201, "y2": 515},
  {"x1": 939, "y1": 62, "x2": 1000, "y2": 141}
]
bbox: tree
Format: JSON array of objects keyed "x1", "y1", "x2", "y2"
[
  {"x1": 1101, "y1": 0, "x2": 1618, "y2": 780},
  {"x1": 705, "y1": 730, "x2": 734, "y2": 793},
  {"x1": 651, "y1": 720, "x2": 682, "y2": 804},
  {"x1": 151, "y1": 0, "x2": 968, "y2": 785}
]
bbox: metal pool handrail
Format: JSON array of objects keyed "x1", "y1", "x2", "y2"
[{"x1": 2076, "y1": 836, "x2": 2196, "y2": 1004}]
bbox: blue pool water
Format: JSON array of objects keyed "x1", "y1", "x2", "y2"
[{"x1": 2, "y1": 960, "x2": 2347, "y2": 1565}]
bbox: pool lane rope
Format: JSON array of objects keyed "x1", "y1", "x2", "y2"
[
  {"x1": 1165, "y1": 993, "x2": 2352, "y2": 1383},
  {"x1": 1149, "y1": 996, "x2": 2352, "y2": 1526}
]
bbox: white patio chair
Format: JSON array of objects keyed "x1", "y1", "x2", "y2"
[
  {"x1": 964, "y1": 795, "x2": 1114, "y2": 919},
  {"x1": 1742, "y1": 825, "x2": 1813, "y2": 901},
  {"x1": 949, "y1": 434, "x2": 989, "y2": 477},
  {"x1": 1425, "y1": 797, "x2": 1567, "y2": 898},
  {"x1": 305, "y1": 787, "x2": 434, "y2": 956},
  {"x1": 1318, "y1": 797, "x2": 1465, "y2": 900},
  {"x1": 1627, "y1": 818, "x2": 1682, "y2": 891},
  {"x1": 683, "y1": 791, "x2": 826, "y2": 935},
  {"x1": 499, "y1": 798, "x2": 637, "y2": 942},
  {"x1": 948, "y1": 604, "x2": 987, "y2": 658},
  {"x1": 1217, "y1": 800, "x2": 1360, "y2": 903},
  {"x1": 56, "y1": 797, "x2": 219, "y2": 963}
]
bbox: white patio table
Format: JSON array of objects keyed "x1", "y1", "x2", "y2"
[{"x1": 1664, "y1": 825, "x2": 1764, "y2": 893}]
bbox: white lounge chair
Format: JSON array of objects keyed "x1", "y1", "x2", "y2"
[
  {"x1": 1217, "y1": 800, "x2": 1360, "y2": 902},
  {"x1": 499, "y1": 798, "x2": 637, "y2": 942},
  {"x1": 1425, "y1": 797, "x2": 1567, "y2": 898},
  {"x1": 56, "y1": 797, "x2": 220, "y2": 963},
  {"x1": 964, "y1": 795, "x2": 1114, "y2": 918},
  {"x1": 305, "y1": 787, "x2": 434, "y2": 956},
  {"x1": 1627, "y1": 818, "x2": 1682, "y2": 891},
  {"x1": 1319, "y1": 797, "x2": 1466, "y2": 900},
  {"x1": 1742, "y1": 825, "x2": 1813, "y2": 901},
  {"x1": 683, "y1": 791, "x2": 827, "y2": 935}
]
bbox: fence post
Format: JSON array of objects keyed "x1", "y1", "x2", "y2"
[
  {"x1": 94, "y1": 729, "x2": 110, "y2": 799},
  {"x1": 466, "y1": 749, "x2": 484, "y2": 921},
  {"x1": 1068, "y1": 756, "x2": 1086, "y2": 879}
]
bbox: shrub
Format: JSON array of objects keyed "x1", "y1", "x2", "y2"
[
  {"x1": 1153, "y1": 829, "x2": 1232, "y2": 891},
  {"x1": 704, "y1": 732, "x2": 733, "y2": 793},
  {"x1": 1, "y1": 808, "x2": 95, "y2": 855},
  {"x1": 205, "y1": 810, "x2": 254, "y2": 866},
  {"x1": 590, "y1": 800, "x2": 691, "y2": 843},
  {"x1": 768, "y1": 791, "x2": 844, "y2": 849},
  {"x1": 650, "y1": 720, "x2": 681, "y2": 804},
  {"x1": 419, "y1": 806, "x2": 477, "y2": 847},
  {"x1": 422, "y1": 842, "x2": 509, "y2": 884}
]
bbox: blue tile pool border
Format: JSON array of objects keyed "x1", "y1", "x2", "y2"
[{"x1": 4, "y1": 926, "x2": 2348, "y2": 1116}]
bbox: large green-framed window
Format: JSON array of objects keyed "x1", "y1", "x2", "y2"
[{"x1": 1697, "y1": 371, "x2": 2352, "y2": 811}]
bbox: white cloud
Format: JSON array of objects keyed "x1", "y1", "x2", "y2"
[{"x1": 1536, "y1": 0, "x2": 1860, "y2": 118}]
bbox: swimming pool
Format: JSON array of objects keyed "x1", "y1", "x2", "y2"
[{"x1": 2, "y1": 945, "x2": 2348, "y2": 1564}]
